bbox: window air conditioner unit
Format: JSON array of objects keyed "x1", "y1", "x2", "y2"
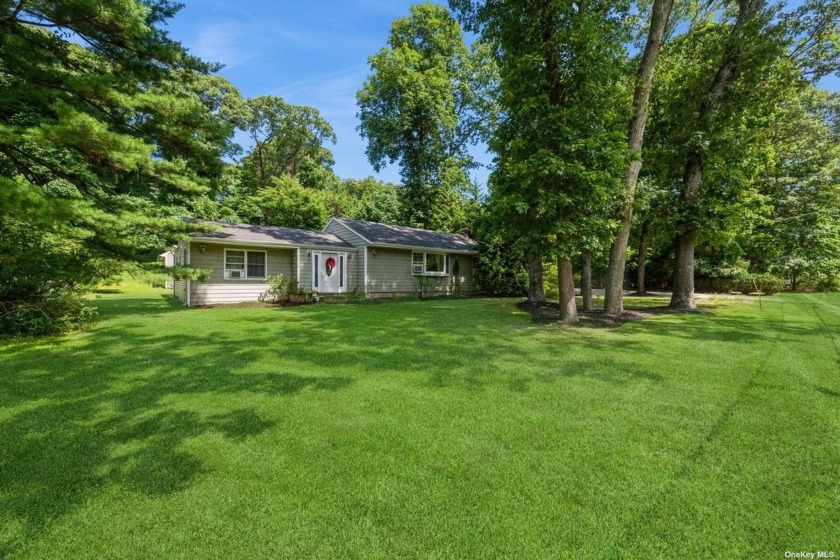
[
  {"x1": 229, "y1": 270, "x2": 242, "y2": 279},
  {"x1": 413, "y1": 264, "x2": 423, "y2": 274}
]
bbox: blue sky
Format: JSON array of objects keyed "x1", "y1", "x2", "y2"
[
  {"x1": 164, "y1": 0, "x2": 491, "y2": 186},
  {"x1": 164, "y1": 0, "x2": 839, "y2": 188}
]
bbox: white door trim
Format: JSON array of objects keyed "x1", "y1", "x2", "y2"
[{"x1": 312, "y1": 251, "x2": 347, "y2": 293}]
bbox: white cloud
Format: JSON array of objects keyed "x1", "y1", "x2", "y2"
[
  {"x1": 190, "y1": 23, "x2": 255, "y2": 70},
  {"x1": 273, "y1": 66, "x2": 367, "y2": 121}
]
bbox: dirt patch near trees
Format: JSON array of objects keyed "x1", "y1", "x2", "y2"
[{"x1": 516, "y1": 301, "x2": 709, "y2": 328}]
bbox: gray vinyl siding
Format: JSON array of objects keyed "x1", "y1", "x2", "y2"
[
  {"x1": 366, "y1": 247, "x2": 413, "y2": 294},
  {"x1": 448, "y1": 254, "x2": 475, "y2": 296},
  {"x1": 355, "y1": 248, "x2": 365, "y2": 293},
  {"x1": 172, "y1": 230, "x2": 475, "y2": 305},
  {"x1": 297, "y1": 249, "x2": 313, "y2": 292},
  {"x1": 324, "y1": 220, "x2": 368, "y2": 247},
  {"x1": 172, "y1": 241, "x2": 188, "y2": 304},
  {"x1": 346, "y1": 252, "x2": 358, "y2": 291},
  {"x1": 365, "y1": 248, "x2": 475, "y2": 296},
  {"x1": 188, "y1": 242, "x2": 293, "y2": 305}
]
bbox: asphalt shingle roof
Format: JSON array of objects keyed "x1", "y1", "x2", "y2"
[
  {"x1": 332, "y1": 217, "x2": 478, "y2": 252},
  {"x1": 186, "y1": 219, "x2": 353, "y2": 248}
]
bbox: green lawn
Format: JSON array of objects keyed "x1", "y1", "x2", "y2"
[{"x1": 1, "y1": 285, "x2": 838, "y2": 559}]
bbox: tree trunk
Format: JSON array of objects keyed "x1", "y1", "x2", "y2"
[
  {"x1": 581, "y1": 250, "x2": 593, "y2": 312},
  {"x1": 255, "y1": 140, "x2": 266, "y2": 187},
  {"x1": 528, "y1": 258, "x2": 546, "y2": 304},
  {"x1": 670, "y1": 153, "x2": 702, "y2": 309},
  {"x1": 526, "y1": 202, "x2": 545, "y2": 304},
  {"x1": 603, "y1": 0, "x2": 675, "y2": 315},
  {"x1": 668, "y1": 0, "x2": 766, "y2": 310},
  {"x1": 636, "y1": 220, "x2": 650, "y2": 295},
  {"x1": 670, "y1": 229, "x2": 697, "y2": 309},
  {"x1": 557, "y1": 257, "x2": 578, "y2": 323}
]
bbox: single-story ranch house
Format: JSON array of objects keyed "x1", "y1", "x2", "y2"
[{"x1": 172, "y1": 217, "x2": 478, "y2": 306}]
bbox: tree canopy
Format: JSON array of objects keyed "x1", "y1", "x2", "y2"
[
  {"x1": 451, "y1": 0, "x2": 631, "y2": 320},
  {"x1": 2, "y1": 0, "x2": 839, "y2": 335},
  {"x1": 0, "y1": 0, "x2": 241, "y2": 333},
  {"x1": 357, "y1": 3, "x2": 496, "y2": 232}
]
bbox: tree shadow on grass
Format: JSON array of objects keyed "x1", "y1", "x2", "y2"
[
  {"x1": 1, "y1": 293, "x2": 819, "y2": 555},
  {"x1": 0, "y1": 311, "x2": 356, "y2": 557},
  {"x1": 92, "y1": 293, "x2": 185, "y2": 319}
]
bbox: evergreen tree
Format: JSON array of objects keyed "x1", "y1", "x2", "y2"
[{"x1": 0, "y1": 0, "x2": 239, "y2": 333}]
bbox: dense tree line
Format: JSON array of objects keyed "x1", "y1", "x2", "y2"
[
  {"x1": 1, "y1": 0, "x2": 838, "y2": 334},
  {"x1": 452, "y1": 0, "x2": 840, "y2": 321}
]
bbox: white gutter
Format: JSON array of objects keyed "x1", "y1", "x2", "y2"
[
  {"x1": 296, "y1": 247, "x2": 301, "y2": 284},
  {"x1": 363, "y1": 246, "x2": 368, "y2": 294},
  {"x1": 189, "y1": 237, "x2": 351, "y2": 251},
  {"x1": 370, "y1": 242, "x2": 478, "y2": 255},
  {"x1": 185, "y1": 241, "x2": 191, "y2": 307}
]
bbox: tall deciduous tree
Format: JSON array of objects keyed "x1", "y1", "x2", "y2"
[
  {"x1": 664, "y1": 0, "x2": 840, "y2": 308},
  {"x1": 237, "y1": 96, "x2": 337, "y2": 191},
  {"x1": 357, "y1": 3, "x2": 496, "y2": 232},
  {"x1": 330, "y1": 177, "x2": 403, "y2": 224},
  {"x1": 242, "y1": 175, "x2": 330, "y2": 231},
  {"x1": 669, "y1": 0, "x2": 768, "y2": 309},
  {"x1": 745, "y1": 87, "x2": 840, "y2": 289},
  {"x1": 452, "y1": 0, "x2": 630, "y2": 321},
  {"x1": 603, "y1": 0, "x2": 675, "y2": 314}
]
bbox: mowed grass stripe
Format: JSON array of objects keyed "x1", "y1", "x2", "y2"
[{"x1": 0, "y1": 287, "x2": 837, "y2": 559}]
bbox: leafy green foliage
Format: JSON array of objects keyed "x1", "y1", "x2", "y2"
[
  {"x1": 0, "y1": 294, "x2": 97, "y2": 337},
  {"x1": 735, "y1": 272, "x2": 786, "y2": 295},
  {"x1": 640, "y1": 0, "x2": 840, "y2": 304},
  {"x1": 743, "y1": 87, "x2": 840, "y2": 289},
  {"x1": 0, "y1": 0, "x2": 241, "y2": 334},
  {"x1": 450, "y1": 257, "x2": 462, "y2": 297},
  {"x1": 357, "y1": 3, "x2": 497, "y2": 231},
  {"x1": 324, "y1": 177, "x2": 403, "y2": 224},
  {"x1": 471, "y1": 215, "x2": 528, "y2": 297},
  {"x1": 347, "y1": 285, "x2": 367, "y2": 303},
  {"x1": 239, "y1": 175, "x2": 331, "y2": 231},
  {"x1": 236, "y1": 96, "x2": 337, "y2": 191},
  {"x1": 258, "y1": 274, "x2": 291, "y2": 303},
  {"x1": 412, "y1": 275, "x2": 442, "y2": 299},
  {"x1": 452, "y1": 0, "x2": 630, "y2": 269}
]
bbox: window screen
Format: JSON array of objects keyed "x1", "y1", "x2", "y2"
[{"x1": 247, "y1": 251, "x2": 266, "y2": 278}]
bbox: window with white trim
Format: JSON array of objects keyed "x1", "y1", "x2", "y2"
[
  {"x1": 224, "y1": 249, "x2": 266, "y2": 279},
  {"x1": 412, "y1": 252, "x2": 448, "y2": 276}
]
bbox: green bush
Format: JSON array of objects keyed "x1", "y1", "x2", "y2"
[
  {"x1": 259, "y1": 274, "x2": 290, "y2": 303},
  {"x1": 287, "y1": 279, "x2": 300, "y2": 296},
  {"x1": 413, "y1": 276, "x2": 442, "y2": 300},
  {"x1": 816, "y1": 275, "x2": 839, "y2": 292},
  {"x1": 450, "y1": 258, "x2": 462, "y2": 297},
  {"x1": 1, "y1": 217, "x2": 112, "y2": 337},
  {"x1": 133, "y1": 270, "x2": 169, "y2": 288},
  {"x1": 473, "y1": 237, "x2": 528, "y2": 296},
  {"x1": 348, "y1": 285, "x2": 366, "y2": 303},
  {"x1": 735, "y1": 273, "x2": 785, "y2": 295},
  {"x1": 0, "y1": 294, "x2": 97, "y2": 337}
]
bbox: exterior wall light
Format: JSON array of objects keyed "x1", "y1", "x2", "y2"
[{"x1": 199, "y1": 244, "x2": 206, "y2": 254}]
